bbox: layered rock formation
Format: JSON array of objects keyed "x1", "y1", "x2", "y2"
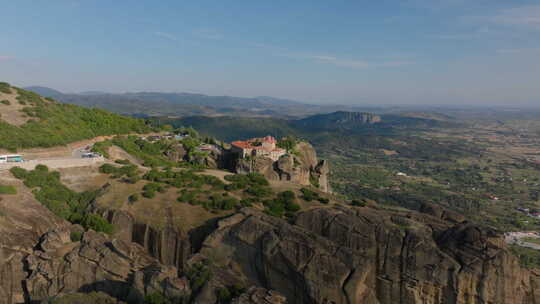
[
  {"x1": 235, "y1": 141, "x2": 330, "y2": 193},
  {"x1": 25, "y1": 228, "x2": 189, "y2": 303},
  {"x1": 195, "y1": 206, "x2": 539, "y2": 304},
  {"x1": 0, "y1": 178, "x2": 188, "y2": 304},
  {"x1": 101, "y1": 209, "x2": 191, "y2": 273}
]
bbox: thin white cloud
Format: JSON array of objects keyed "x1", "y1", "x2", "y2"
[
  {"x1": 491, "y1": 5, "x2": 540, "y2": 29},
  {"x1": 154, "y1": 31, "x2": 178, "y2": 41},
  {"x1": 284, "y1": 53, "x2": 413, "y2": 69},
  {"x1": 496, "y1": 48, "x2": 540, "y2": 54},
  {"x1": 193, "y1": 29, "x2": 223, "y2": 40}
]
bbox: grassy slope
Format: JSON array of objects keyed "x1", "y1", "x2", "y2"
[{"x1": 0, "y1": 82, "x2": 151, "y2": 151}]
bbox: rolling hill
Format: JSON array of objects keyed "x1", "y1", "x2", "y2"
[{"x1": 1, "y1": 82, "x2": 151, "y2": 151}]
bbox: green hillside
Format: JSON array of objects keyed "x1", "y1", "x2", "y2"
[{"x1": 0, "y1": 82, "x2": 151, "y2": 151}]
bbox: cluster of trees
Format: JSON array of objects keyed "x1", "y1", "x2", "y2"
[
  {"x1": 0, "y1": 87, "x2": 151, "y2": 151},
  {"x1": 10, "y1": 165, "x2": 113, "y2": 234},
  {"x1": 263, "y1": 190, "x2": 301, "y2": 217},
  {"x1": 99, "y1": 163, "x2": 140, "y2": 183},
  {"x1": 111, "y1": 136, "x2": 175, "y2": 167},
  {"x1": 300, "y1": 187, "x2": 329, "y2": 204}
]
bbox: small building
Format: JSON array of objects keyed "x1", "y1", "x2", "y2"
[{"x1": 231, "y1": 136, "x2": 286, "y2": 161}]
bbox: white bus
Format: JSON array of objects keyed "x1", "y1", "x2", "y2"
[{"x1": 0, "y1": 155, "x2": 24, "y2": 163}]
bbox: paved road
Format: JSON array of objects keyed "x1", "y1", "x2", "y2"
[
  {"x1": 505, "y1": 232, "x2": 540, "y2": 250},
  {"x1": 0, "y1": 144, "x2": 105, "y2": 171}
]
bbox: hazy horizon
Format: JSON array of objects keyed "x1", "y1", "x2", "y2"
[{"x1": 1, "y1": 1, "x2": 539, "y2": 106}]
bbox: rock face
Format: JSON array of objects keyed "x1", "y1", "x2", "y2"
[
  {"x1": 165, "y1": 143, "x2": 187, "y2": 162},
  {"x1": 103, "y1": 209, "x2": 191, "y2": 274},
  {"x1": 292, "y1": 111, "x2": 382, "y2": 131},
  {"x1": 196, "y1": 207, "x2": 539, "y2": 304},
  {"x1": 24, "y1": 227, "x2": 189, "y2": 303},
  {"x1": 231, "y1": 287, "x2": 286, "y2": 304},
  {"x1": 0, "y1": 182, "x2": 189, "y2": 304},
  {"x1": 234, "y1": 141, "x2": 330, "y2": 193}
]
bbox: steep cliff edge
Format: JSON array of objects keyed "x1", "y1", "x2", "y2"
[
  {"x1": 193, "y1": 206, "x2": 539, "y2": 304},
  {"x1": 0, "y1": 171, "x2": 187, "y2": 304},
  {"x1": 235, "y1": 141, "x2": 330, "y2": 193}
]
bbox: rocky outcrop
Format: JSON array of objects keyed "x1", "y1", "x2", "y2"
[
  {"x1": 102, "y1": 209, "x2": 191, "y2": 274},
  {"x1": 165, "y1": 143, "x2": 187, "y2": 162},
  {"x1": 231, "y1": 287, "x2": 286, "y2": 304},
  {"x1": 24, "y1": 227, "x2": 189, "y2": 303},
  {"x1": 234, "y1": 141, "x2": 330, "y2": 192},
  {"x1": 195, "y1": 207, "x2": 538, "y2": 304},
  {"x1": 292, "y1": 111, "x2": 382, "y2": 131}
]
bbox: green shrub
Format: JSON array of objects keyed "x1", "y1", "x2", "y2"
[
  {"x1": 115, "y1": 159, "x2": 131, "y2": 165},
  {"x1": 9, "y1": 167, "x2": 27, "y2": 179},
  {"x1": 205, "y1": 195, "x2": 239, "y2": 210},
  {"x1": 70, "y1": 231, "x2": 82, "y2": 242},
  {"x1": 0, "y1": 82, "x2": 11, "y2": 94},
  {"x1": 300, "y1": 188, "x2": 320, "y2": 202},
  {"x1": 81, "y1": 214, "x2": 114, "y2": 234},
  {"x1": 263, "y1": 190, "x2": 300, "y2": 217},
  {"x1": 245, "y1": 185, "x2": 273, "y2": 198},
  {"x1": 99, "y1": 163, "x2": 139, "y2": 181},
  {"x1": 186, "y1": 262, "x2": 212, "y2": 294},
  {"x1": 351, "y1": 199, "x2": 367, "y2": 207},
  {"x1": 277, "y1": 136, "x2": 297, "y2": 152},
  {"x1": 128, "y1": 193, "x2": 139, "y2": 203},
  {"x1": 224, "y1": 173, "x2": 269, "y2": 191},
  {"x1": 0, "y1": 99, "x2": 10, "y2": 105},
  {"x1": 216, "y1": 285, "x2": 245, "y2": 304},
  {"x1": 318, "y1": 197, "x2": 330, "y2": 204},
  {"x1": 0, "y1": 184, "x2": 16, "y2": 195},
  {"x1": 309, "y1": 174, "x2": 320, "y2": 188},
  {"x1": 144, "y1": 292, "x2": 171, "y2": 304},
  {"x1": 142, "y1": 190, "x2": 156, "y2": 198}
]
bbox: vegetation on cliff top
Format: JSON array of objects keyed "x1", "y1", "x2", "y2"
[
  {"x1": 0, "y1": 83, "x2": 151, "y2": 151},
  {"x1": 10, "y1": 165, "x2": 113, "y2": 234}
]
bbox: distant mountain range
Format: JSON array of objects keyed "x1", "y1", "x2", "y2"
[
  {"x1": 24, "y1": 86, "x2": 64, "y2": 97},
  {"x1": 23, "y1": 86, "x2": 467, "y2": 121},
  {"x1": 153, "y1": 110, "x2": 458, "y2": 144},
  {"x1": 23, "y1": 86, "x2": 322, "y2": 118}
]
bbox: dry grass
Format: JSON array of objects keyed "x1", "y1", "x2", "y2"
[
  {"x1": 0, "y1": 89, "x2": 32, "y2": 126},
  {"x1": 58, "y1": 165, "x2": 111, "y2": 192},
  {"x1": 96, "y1": 178, "x2": 232, "y2": 231},
  {"x1": 108, "y1": 145, "x2": 143, "y2": 165}
]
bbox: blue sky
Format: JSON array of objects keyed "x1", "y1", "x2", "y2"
[{"x1": 1, "y1": 0, "x2": 539, "y2": 106}]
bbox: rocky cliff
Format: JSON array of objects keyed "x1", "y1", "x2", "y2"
[
  {"x1": 292, "y1": 111, "x2": 382, "y2": 131},
  {"x1": 193, "y1": 206, "x2": 539, "y2": 304},
  {"x1": 235, "y1": 141, "x2": 330, "y2": 193},
  {"x1": 0, "y1": 206, "x2": 187, "y2": 304}
]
